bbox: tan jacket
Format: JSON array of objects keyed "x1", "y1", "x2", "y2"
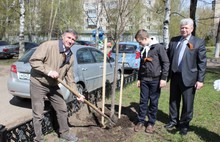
[{"x1": 29, "y1": 40, "x2": 78, "y2": 91}]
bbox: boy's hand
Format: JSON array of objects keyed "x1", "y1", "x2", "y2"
[{"x1": 160, "y1": 80, "x2": 166, "y2": 88}]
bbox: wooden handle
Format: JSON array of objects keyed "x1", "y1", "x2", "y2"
[{"x1": 57, "y1": 78, "x2": 112, "y2": 121}]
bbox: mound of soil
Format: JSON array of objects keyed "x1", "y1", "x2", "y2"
[{"x1": 66, "y1": 103, "x2": 138, "y2": 142}]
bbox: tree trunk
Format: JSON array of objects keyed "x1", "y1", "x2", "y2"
[
  {"x1": 110, "y1": 38, "x2": 120, "y2": 118},
  {"x1": 163, "y1": 0, "x2": 170, "y2": 49},
  {"x1": 48, "y1": 0, "x2": 54, "y2": 40},
  {"x1": 190, "y1": 0, "x2": 197, "y2": 36},
  {"x1": 18, "y1": 0, "x2": 25, "y2": 59},
  {"x1": 215, "y1": 19, "x2": 220, "y2": 58}
]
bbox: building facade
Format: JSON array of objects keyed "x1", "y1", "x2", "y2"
[{"x1": 80, "y1": 0, "x2": 161, "y2": 42}]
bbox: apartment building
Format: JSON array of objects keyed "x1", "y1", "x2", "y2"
[{"x1": 80, "y1": 0, "x2": 160, "y2": 41}]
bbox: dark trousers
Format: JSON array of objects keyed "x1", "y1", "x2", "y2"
[
  {"x1": 30, "y1": 81, "x2": 69, "y2": 142},
  {"x1": 169, "y1": 73, "x2": 196, "y2": 128},
  {"x1": 137, "y1": 79, "x2": 161, "y2": 125}
]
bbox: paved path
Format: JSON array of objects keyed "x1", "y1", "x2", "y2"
[{"x1": 0, "y1": 65, "x2": 32, "y2": 128}]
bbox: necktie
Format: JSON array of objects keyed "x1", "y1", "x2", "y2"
[
  {"x1": 178, "y1": 39, "x2": 187, "y2": 66},
  {"x1": 172, "y1": 39, "x2": 185, "y2": 72}
]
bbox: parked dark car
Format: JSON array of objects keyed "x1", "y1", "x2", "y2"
[
  {"x1": 12, "y1": 42, "x2": 39, "y2": 52},
  {"x1": 0, "y1": 41, "x2": 18, "y2": 58}
]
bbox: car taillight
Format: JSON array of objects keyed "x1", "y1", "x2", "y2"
[
  {"x1": 108, "y1": 51, "x2": 112, "y2": 57},
  {"x1": 3, "y1": 48, "x2": 9, "y2": 52},
  {"x1": 135, "y1": 51, "x2": 140, "y2": 59},
  {"x1": 10, "y1": 64, "x2": 17, "y2": 73}
]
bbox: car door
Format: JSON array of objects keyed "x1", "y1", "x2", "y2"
[
  {"x1": 76, "y1": 48, "x2": 101, "y2": 92},
  {"x1": 90, "y1": 48, "x2": 114, "y2": 84}
]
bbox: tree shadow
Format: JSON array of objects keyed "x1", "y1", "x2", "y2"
[
  {"x1": 105, "y1": 102, "x2": 139, "y2": 124},
  {"x1": 190, "y1": 125, "x2": 220, "y2": 142},
  {"x1": 105, "y1": 102, "x2": 220, "y2": 141},
  {"x1": 9, "y1": 96, "x2": 51, "y2": 110},
  {"x1": 9, "y1": 97, "x2": 32, "y2": 109}
]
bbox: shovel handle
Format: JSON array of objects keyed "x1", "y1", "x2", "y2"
[{"x1": 57, "y1": 78, "x2": 112, "y2": 121}]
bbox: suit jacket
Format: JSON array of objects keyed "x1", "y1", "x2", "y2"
[{"x1": 167, "y1": 35, "x2": 207, "y2": 87}]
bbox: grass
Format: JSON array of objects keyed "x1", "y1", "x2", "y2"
[{"x1": 111, "y1": 66, "x2": 220, "y2": 142}]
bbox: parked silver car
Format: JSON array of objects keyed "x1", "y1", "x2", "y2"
[
  {"x1": 7, "y1": 45, "x2": 116, "y2": 102},
  {"x1": 0, "y1": 41, "x2": 19, "y2": 58}
]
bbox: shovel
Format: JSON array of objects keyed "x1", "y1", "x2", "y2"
[{"x1": 57, "y1": 78, "x2": 116, "y2": 127}]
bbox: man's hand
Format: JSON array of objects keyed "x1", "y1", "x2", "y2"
[
  {"x1": 48, "y1": 71, "x2": 59, "y2": 78},
  {"x1": 77, "y1": 94, "x2": 85, "y2": 102},
  {"x1": 160, "y1": 80, "x2": 167, "y2": 88},
  {"x1": 195, "y1": 81, "x2": 203, "y2": 90}
]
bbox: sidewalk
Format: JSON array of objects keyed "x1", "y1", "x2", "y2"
[{"x1": 207, "y1": 58, "x2": 220, "y2": 68}]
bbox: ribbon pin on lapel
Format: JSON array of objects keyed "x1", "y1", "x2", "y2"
[
  {"x1": 144, "y1": 57, "x2": 153, "y2": 62},
  {"x1": 187, "y1": 42, "x2": 193, "y2": 50}
]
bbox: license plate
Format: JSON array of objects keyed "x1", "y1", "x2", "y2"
[{"x1": 18, "y1": 72, "x2": 30, "y2": 80}]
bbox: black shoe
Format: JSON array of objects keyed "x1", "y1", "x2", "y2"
[
  {"x1": 59, "y1": 135, "x2": 78, "y2": 142},
  {"x1": 164, "y1": 122, "x2": 177, "y2": 129},
  {"x1": 179, "y1": 128, "x2": 188, "y2": 136}
]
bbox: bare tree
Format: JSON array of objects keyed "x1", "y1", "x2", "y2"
[
  {"x1": 190, "y1": 0, "x2": 197, "y2": 36},
  {"x1": 48, "y1": 0, "x2": 61, "y2": 40},
  {"x1": 163, "y1": 0, "x2": 170, "y2": 49},
  {"x1": 0, "y1": 0, "x2": 17, "y2": 40},
  {"x1": 215, "y1": 19, "x2": 220, "y2": 58},
  {"x1": 101, "y1": 0, "x2": 140, "y2": 118},
  {"x1": 18, "y1": 0, "x2": 25, "y2": 58}
]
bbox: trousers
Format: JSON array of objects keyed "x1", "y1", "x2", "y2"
[
  {"x1": 137, "y1": 79, "x2": 161, "y2": 125},
  {"x1": 169, "y1": 72, "x2": 196, "y2": 128},
  {"x1": 30, "y1": 81, "x2": 69, "y2": 142}
]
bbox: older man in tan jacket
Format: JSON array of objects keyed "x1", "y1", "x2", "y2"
[{"x1": 29, "y1": 29, "x2": 84, "y2": 142}]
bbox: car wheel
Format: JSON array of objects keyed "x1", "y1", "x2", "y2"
[
  {"x1": 117, "y1": 70, "x2": 121, "y2": 80},
  {"x1": 67, "y1": 84, "x2": 84, "y2": 116},
  {"x1": 76, "y1": 83, "x2": 84, "y2": 107},
  {"x1": 77, "y1": 84, "x2": 84, "y2": 95}
]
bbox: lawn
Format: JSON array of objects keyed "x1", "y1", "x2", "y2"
[{"x1": 111, "y1": 66, "x2": 220, "y2": 142}]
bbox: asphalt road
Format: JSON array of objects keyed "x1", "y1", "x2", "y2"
[{"x1": 0, "y1": 65, "x2": 32, "y2": 129}]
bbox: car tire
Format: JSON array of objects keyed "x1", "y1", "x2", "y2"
[
  {"x1": 117, "y1": 70, "x2": 121, "y2": 80},
  {"x1": 77, "y1": 84, "x2": 84, "y2": 95}
]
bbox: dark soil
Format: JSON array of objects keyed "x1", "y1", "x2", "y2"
[{"x1": 65, "y1": 103, "x2": 139, "y2": 142}]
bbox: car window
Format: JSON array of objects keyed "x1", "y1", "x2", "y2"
[
  {"x1": 0, "y1": 41, "x2": 9, "y2": 46},
  {"x1": 90, "y1": 49, "x2": 103, "y2": 63},
  {"x1": 77, "y1": 48, "x2": 95, "y2": 64},
  {"x1": 18, "y1": 48, "x2": 36, "y2": 63},
  {"x1": 112, "y1": 44, "x2": 137, "y2": 53}
]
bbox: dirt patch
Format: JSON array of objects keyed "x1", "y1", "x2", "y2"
[{"x1": 68, "y1": 104, "x2": 137, "y2": 142}]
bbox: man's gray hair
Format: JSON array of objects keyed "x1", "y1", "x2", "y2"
[
  {"x1": 180, "y1": 18, "x2": 194, "y2": 27},
  {"x1": 63, "y1": 28, "x2": 78, "y2": 39}
]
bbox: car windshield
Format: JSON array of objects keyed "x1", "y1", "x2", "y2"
[
  {"x1": 18, "y1": 48, "x2": 36, "y2": 63},
  {"x1": 0, "y1": 41, "x2": 9, "y2": 46},
  {"x1": 112, "y1": 44, "x2": 137, "y2": 53}
]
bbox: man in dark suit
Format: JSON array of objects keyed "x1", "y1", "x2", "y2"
[{"x1": 165, "y1": 18, "x2": 207, "y2": 135}]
